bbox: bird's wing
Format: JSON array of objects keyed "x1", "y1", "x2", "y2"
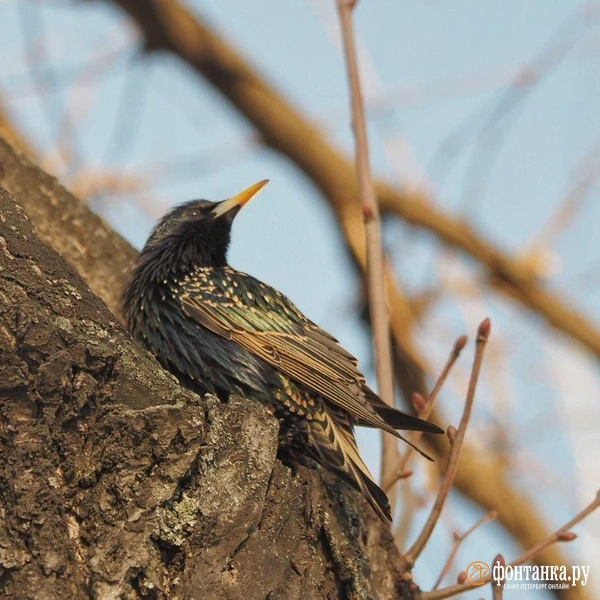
[{"x1": 179, "y1": 269, "x2": 439, "y2": 440}]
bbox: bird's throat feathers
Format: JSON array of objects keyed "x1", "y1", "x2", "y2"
[
  {"x1": 123, "y1": 221, "x2": 233, "y2": 331},
  {"x1": 138, "y1": 220, "x2": 232, "y2": 282}
]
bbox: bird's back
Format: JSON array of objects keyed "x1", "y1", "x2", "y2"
[{"x1": 124, "y1": 263, "x2": 441, "y2": 523}]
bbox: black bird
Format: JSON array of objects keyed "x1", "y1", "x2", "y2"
[{"x1": 122, "y1": 180, "x2": 443, "y2": 522}]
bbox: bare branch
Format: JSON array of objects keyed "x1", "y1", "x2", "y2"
[
  {"x1": 404, "y1": 319, "x2": 491, "y2": 565},
  {"x1": 422, "y1": 490, "x2": 600, "y2": 600},
  {"x1": 383, "y1": 334, "x2": 466, "y2": 494},
  {"x1": 432, "y1": 511, "x2": 498, "y2": 590},
  {"x1": 491, "y1": 555, "x2": 506, "y2": 600},
  {"x1": 392, "y1": 334, "x2": 467, "y2": 488},
  {"x1": 336, "y1": 0, "x2": 398, "y2": 498}
]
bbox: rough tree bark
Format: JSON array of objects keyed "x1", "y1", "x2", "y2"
[{"x1": 0, "y1": 142, "x2": 417, "y2": 598}]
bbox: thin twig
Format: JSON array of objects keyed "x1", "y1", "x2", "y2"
[
  {"x1": 421, "y1": 489, "x2": 600, "y2": 600},
  {"x1": 404, "y1": 319, "x2": 491, "y2": 565},
  {"x1": 336, "y1": 0, "x2": 398, "y2": 495},
  {"x1": 384, "y1": 334, "x2": 467, "y2": 492},
  {"x1": 391, "y1": 327, "x2": 457, "y2": 549},
  {"x1": 432, "y1": 511, "x2": 498, "y2": 590},
  {"x1": 491, "y1": 555, "x2": 505, "y2": 600}
]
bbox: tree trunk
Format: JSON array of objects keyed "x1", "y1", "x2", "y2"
[{"x1": 0, "y1": 139, "x2": 415, "y2": 599}]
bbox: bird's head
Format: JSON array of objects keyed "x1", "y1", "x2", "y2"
[{"x1": 139, "y1": 179, "x2": 269, "y2": 275}]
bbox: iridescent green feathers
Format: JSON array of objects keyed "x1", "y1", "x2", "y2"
[
  {"x1": 123, "y1": 193, "x2": 443, "y2": 523},
  {"x1": 176, "y1": 266, "x2": 441, "y2": 521},
  {"x1": 178, "y1": 267, "x2": 440, "y2": 440}
]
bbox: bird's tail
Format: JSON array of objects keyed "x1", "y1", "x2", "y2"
[
  {"x1": 357, "y1": 386, "x2": 444, "y2": 462},
  {"x1": 309, "y1": 408, "x2": 392, "y2": 523},
  {"x1": 363, "y1": 386, "x2": 443, "y2": 434}
]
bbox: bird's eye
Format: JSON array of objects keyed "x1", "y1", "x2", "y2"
[{"x1": 190, "y1": 209, "x2": 200, "y2": 218}]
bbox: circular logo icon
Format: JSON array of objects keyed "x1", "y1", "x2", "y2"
[{"x1": 465, "y1": 561, "x2": 490, "y2": 586}]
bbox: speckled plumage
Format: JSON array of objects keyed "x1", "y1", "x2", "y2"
[{"x1": 122, "y1": 187, "x2": 443, "y2": 522}]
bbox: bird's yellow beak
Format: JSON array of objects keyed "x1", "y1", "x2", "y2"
[{"x1": 211, "y1": 180, "x2": 269, "y2": 219}]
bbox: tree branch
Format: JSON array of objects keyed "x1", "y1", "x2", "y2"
[
  {"x1": 404, "y1": 319, "x2": 490, "y2": 565},
  {"x1": 336, "y1": 0, "x2": 398, "y2": 506},
  {"x1": 422, "y1": 491, "x2": 600, "y2": 600}
]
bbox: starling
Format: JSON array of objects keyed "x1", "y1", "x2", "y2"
[{"x1": 122, "y1": 180, "x2": 443, "y2": 523}]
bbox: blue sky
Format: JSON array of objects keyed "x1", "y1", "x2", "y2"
[{"x1": 1, "y1": 1, "x2": 599, "y2": 596}]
